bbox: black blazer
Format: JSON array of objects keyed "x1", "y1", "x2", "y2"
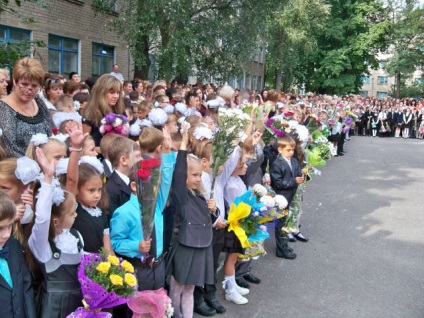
[
  {"x1": 171, "y1": 150, "x2": 217, "y2": 248},
  {"x1": 270, "y1": 155, "x2": 302, "y2": 207},
  {"x1": 102, "y1": 160, "x2": 113, "y2": 179},
  {"x1": 106, "y1": 171, "x2": 132, "y2": 214},
  {"x1": 0, "y1": 238, "x2": 36, "y2": 318}
]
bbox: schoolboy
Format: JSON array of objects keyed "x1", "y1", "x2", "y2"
[
  {"x1": 99, "y1": 134, "x2": 120, "y2": 179},
  {"x1": 270, "y1": 135, "x2": 304, "y2": 259},
  {"x1": 0, "y1": 191, "x2": 36, "y2": 318},
  {"x1": 105, "y1": 137, "x2": 141, "y2": 214}
]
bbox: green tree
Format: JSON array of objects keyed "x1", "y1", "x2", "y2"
[
  {"x1": 300, "y1": 0, "x2": 390, "y2": 95},
  {"x1": 265, "y1": 0, "x2": 331, "y2": 91},
  {"x1": 93, "y1": 0, "x2": 270, "y2": 81},
  {"x1": 384, "y1": 1, "x2": 424, "y2": 98}
]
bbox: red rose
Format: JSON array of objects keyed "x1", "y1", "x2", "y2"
[
  {"x1": 284, "y1": 111, "x2": 294, "y2": 117},
  {"x1": 140, "y1": 158, "x2": 161, "y2": 170},
  {"x1": 136, "y1": 169, "x2": 151, "y2": 180},
  {"x1": 52, "y1": 128, "x2": 58, "y2": 135}
]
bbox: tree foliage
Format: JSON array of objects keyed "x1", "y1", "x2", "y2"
[
  {"x1": 384, "y1": 1, "x2": 424, "y2": 98},
  {"x1": 93, "y1": 0, "x2": 271, "y2": 82},
  {"x1": 300, "y1": 0, "x2": 391, "y2": 95}
]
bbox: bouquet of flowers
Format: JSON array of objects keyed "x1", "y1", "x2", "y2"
[
  {"x1": 135, "y1": 157, "x2": 162, "y2": 265},
  {"x1": 241, "y1": 102, "x2": 260, "y2": 117},
  {"x1": 262, "y1": 117, "x2": 286, "y2": 145},
  {"x1": 305, "y1": 115, "x2": 322, "y2": 135},
  {"x1": 310, "y1": 136, "x2": 333, "y2": 160},
  {"x1": 218, "y1": 107, "x2": 251, "y2": 137},
  {"x1": 419, "y1": 122, "x2": 424, "y2": 134},
  {"x1": 99, "y1": 114, "x2": 130, "y2": 137},
  {"x1": 345, "y1": 110, "x2": 358, "y2": 122},
  {"x1": 385, "y1": 122, "x2": 391, "y2": 133},
  {"x1": 128, "y1": 288, "x2": 174, "y2": 318},
  {"x1": 210, "y1": 128, "x2": 237, "y2": 194},
  {"x1": 67, "y1": 253, "x2": 137, "y2": 318}
]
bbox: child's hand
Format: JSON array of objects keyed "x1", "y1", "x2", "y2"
[
  {"x1": 35, "y1": 147, "x2": 56, "y2": 183},
  {"x1": 162, "y1": 126, "x2": 172, "y2": 154},
  {"x1": 180, "y1": 122, "x2": 189, "y2": 150},
  {"x1": 252, "y1": 130, "x2": 262, "y2": 145},
  {"x1": 21, "y1": 189, "x2": 34, "y2": 209},
  {"x1": 301, "y1": 168, "x2": 308, "y2": 177},
  {"x1": 68, "y1": 121, "x2": 89, "y2": 149},
  {"x1": 207, "y1": 199, "x2": 217, "y2": 213},
  {"x1": 215, "y1": 219, "x2": 227, "y2": 230},
  {"x1": 139, "y1": 239, "x2": 151, "y2": 253},
  {"x1": 15, "y1": 204, "x2": 25, "y2": 221},
  {"x1": 295, "y1": 176, "x2": 304, "y2": 184}
]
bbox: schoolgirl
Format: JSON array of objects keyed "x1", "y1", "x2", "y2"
[
  {"x1": 402, "y1": 108, "x2": 413, "y2": 139},
  {"x1": 72, "y1": 159, "x2": 112, "y2": 254},
  {"x1": 28, "y1": 149, "x2": 84, "y2": 318},
  {"x1": 167, "y1": 128, "x2": 218, "y2": 318}
]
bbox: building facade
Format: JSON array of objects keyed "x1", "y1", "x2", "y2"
[
  {"x1": 1, "y1": 0, "x2": 132, "y2": 81},
  {"x1": 359, "y1": 53, "x2": 423, "y2": 98}
]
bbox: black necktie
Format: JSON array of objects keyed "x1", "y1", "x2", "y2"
[{"x1": 0, "y1": 246, "x2": 9, "y2": 260}]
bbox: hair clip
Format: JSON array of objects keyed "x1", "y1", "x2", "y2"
[
  {"x1": 52, "y1": 111, "x2": 82, "y2": 128},
  {"x1": 129, "y1": 121, "x2": 142, "y2": 136},
  {"x1": 50, "y1": 133, "x2": 69, "y2": 143},
  {"x1": 148, "y1": 108, "x2": 168, "y2": 126},
  {"x1": 193, "y1": 126, "x2": 213, "y2": 141},
  {"x1": 56, "y1": 158, "x2": 69, "y2": 176},
  {"x1": 30, "y1": 133, "x2": 49, "y2": 146},
  {"x1": 79, "y1": 156, "x2": 104, "y2": 174},
  {"x1": 15, "y1": 157, "x2": 41, "y2": 185},
  {"x1": 36, "y1": 173, "x2": 65, "y2": 206},
  {"x1": 73, "y1": 100, "x2": 81, "y2": 112}
]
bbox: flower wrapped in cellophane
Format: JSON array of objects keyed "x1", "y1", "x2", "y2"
[
  {"x1": 210, "y1": 128, "x2": 237, "y2": 195},
  {"x1": 217, "y1": 107, "x2": 251, "y2": 137},
  {"x1": 67, "y1": 253, "x2": 137, "y2": 318},
  {"x1": 262, "y1": 117, "x2": 285, "y2": 145},
  {"x1": 99, "y1": 113, "x2": 130, "y2": 137},
  {"x1": 228, "y1": 189, "x2": 288, "y2": 253},
  {"x1": 128, "y1": 288, "x2": 174, "y2": 318},
  {"x1": 135, "y1": 157, "x2": 162, "y2": 265}
]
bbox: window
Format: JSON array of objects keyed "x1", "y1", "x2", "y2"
[
  {"x1": 0, "y1": 25, "x2": 30, "y2": 43},
  {"x1": 257, "y1": 76, "x2": 262, "y2": 91},
  {"x1": 376, "y1": 91, "x2": 388, "y2": 99},
  {"x1": 415, "y1": 78, "x2": 423, "y2": 85},
  {"x1": 238, "y1": 75, "x2": 244, "y2": 89},
  {"x1": 229, "y1": 76, "x2": 236, "y2": 88},
  {"x1": 251, "y1": 75, "x2": 257, "y2": 91},
  {"x1": 359, "y1": 91, "x2": 368, "y2": 97},
  {"x1": 48, "y1": 35, "x2": 78, "y2": 77},
  {"x1": 92, "y1": 43, "x2": 114, "y2": 77},
  {"x1": 245, "y1": 75, "x2": 251, "y2": 90},
  {"x1": 377, "y1": 76, "x2": 388, "y2": 85},
  {"x1": 361, "y1": 75, "x2": 370, "y2": 84}
]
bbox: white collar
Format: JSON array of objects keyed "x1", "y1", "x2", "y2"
[
  {"x1": 115, "y1": 170, "x2": 130, "y2": 185},
  {"x1": 81, "y1": 205, "x2": 102, "y2": 217}
]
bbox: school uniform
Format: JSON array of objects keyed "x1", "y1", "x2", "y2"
[
  {"x1": 106, "y1": 170, "x2": 132, "y2": 214},
  {"x1": 28, "y1": 183, "x2": 83, "y2": 318},
  {"x1": 0, "y1": 238, "x2": 36, "y2": 318},
  {"x1": 166, "y1": 150, "x2": 217, "y2": 287},
  {"x1": 270, "y1": 155, "x2": 302, "y2": 255},
  {"x1": 102, "y1": 159, "x2": 113, "y2": 180}
]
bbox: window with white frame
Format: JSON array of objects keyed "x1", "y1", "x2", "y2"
[
  {"x1": 361, "y1": 75, "x2": 370, "y2": 84},
  {"x1": 376, "y1": 91, "x2": 388, "y2": 99},
  {"x1": 377, "y1": 76, "x2": 388, "y2": 85}
]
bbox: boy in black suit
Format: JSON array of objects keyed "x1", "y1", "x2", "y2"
[
  {"x1": 0, "y1": 191, "x2": 36, "y2": 318},
  {"x1": 106, "y1": 136, "x2": 142, "y2": 214},
  {"x1": 270, "y1": 135, "x2": 304, "y2": 259},
  {"x1": 100, "y1": 134, "x2": 120, "y2": 180}
]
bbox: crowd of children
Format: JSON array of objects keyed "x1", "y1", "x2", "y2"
[{"x1": 1, "y1": 57, "x2": 415, "y2": 318}]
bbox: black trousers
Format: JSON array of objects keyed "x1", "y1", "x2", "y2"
[{"x1": 194, "y1": 228, "x2": 226, "y2": 305}]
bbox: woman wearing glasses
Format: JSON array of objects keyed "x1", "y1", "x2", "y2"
[{"x1": 0, "y1": 58, "x2": 53, "y2": 157}]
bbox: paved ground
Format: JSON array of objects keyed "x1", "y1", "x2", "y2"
[{"x1": 200, "y1": 136, "x2": 424, "y2": 318}]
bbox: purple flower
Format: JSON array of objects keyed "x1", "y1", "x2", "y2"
[
  {"x1": 105, "y1": 113, "x2": 117, "y2": 123},
  {"x1": 345, "y1": 117, "x2": 353, "y2": 125}
]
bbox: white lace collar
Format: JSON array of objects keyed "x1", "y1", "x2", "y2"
[
  {"x1": 81, "y1": 205, "x2": 102, "y2": 217},
  {"x1": 53, "y1": 229, "x2": 79, "y2": 254}
]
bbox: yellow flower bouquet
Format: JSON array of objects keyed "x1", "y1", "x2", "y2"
[{"x1": 67, "y1": 253, "x2": 137, "y2": 317}]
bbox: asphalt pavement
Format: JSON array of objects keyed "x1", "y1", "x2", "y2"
[{"x1": 199, "y1": 136, "x2": 424, "y2": 318}]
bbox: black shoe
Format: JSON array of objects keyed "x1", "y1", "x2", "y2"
[
  {"x1": 235, "y1": 277, "x2": 250, "y2": 289},
  {"x1": 337, "y1": 153, "x2": 344, "y2": 156},
  {"x1": 205, "y1": 296, "x2": 226, "y2": 314},
  {"x1": 194, "y1": 301, "x2": 217, "y2": 317},
  {"x1": 293, "y1": 232, "x2": 308, "y2": 242},
  {"x1": 276, "y1": 236, "x2": 297, "y2": 259},
  {"x1": 244, "y1": 273, "x2": 261, "y2": 284}
]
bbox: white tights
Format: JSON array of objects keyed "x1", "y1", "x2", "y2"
[{"x1": 169, "y1": 276, "x2": 195, "y2": 318}]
